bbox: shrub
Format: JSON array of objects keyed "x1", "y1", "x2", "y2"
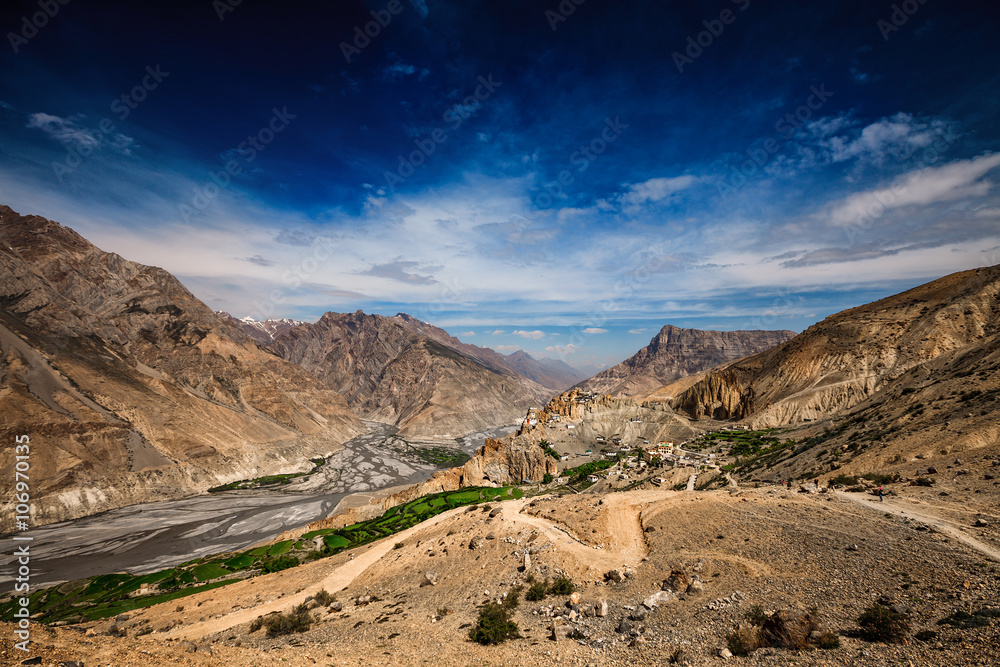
[
  {"x1": 862, "y1": 473, "x2": 899, "y2": 485},
  {"x1": 745, "y1": 604, "x2": 767, "y2": 626},
  {"x1": 857, "y1": 604, "x2": 910, "y2": 643},
  {"x1": 261, "y1": 555, "x2": 299, "y2": 574},
  {"x1": 468, "y1": 603, "x2": 519, "y2": 645},
  {"x1": 830, "y1": 474, "x2": 859, "y2": 486},
  {"x1": 726, "y1": 625, "x2": 763, "y2": 656},
  {"x1": 526, "y1": 579, "x2": 548, "y2": 602},
  {"x1": 542, "y1": 472, "x2": 554, "y2": 484},
  {"x1": 394, "y1": 542, "x2": 404, "y2": 549},
  {"x1": 313, "y1": 589, "x2": 335, "y2": 606},
  {"x1": 255, "y1": 604, "x2": 313, "y2": 637},
  {"x1": 549, "y1": 576, "x2": 575, "y2": 596},
  {"x1": 815, "y1": 630, "x2": 841, "y2": 649},
  {"x1": 504, "y1": 584, "x2": 523, "y2": 610}
]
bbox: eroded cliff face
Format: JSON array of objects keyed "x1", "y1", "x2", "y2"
[
  {"x1": 576, "y1": 326, "x2": 795, "y2": 397},
  {"x1": 672, "y1": 265, "x2": 1000, "y2": 427},
  {"x1": 0, "y1": 206, "x2": 363, "y2": 530},
  {"x1": 269, "y1": 312, "x2": 555, "y2": 437},
  {"x1": 305, "y1": 436, "x2": 558, "y2": 530}
]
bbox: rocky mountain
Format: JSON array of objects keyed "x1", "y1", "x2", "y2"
[
  {"x1": 269, "y1": 311, "x2": 556, "y2": 437},
  {"x1": 503, "y1": 350, "x2": 584, "y2": 391},
  {"x1": 671, "y1": 265, "x2": 1000, "y2": 429},
  {"x1": 0, "y1": 206, "x2": 363, "y2": 530},
  {"x1": 575, "y1": 325, "x2": 796, "y2": 397},
  {"x1": 216, "y1": 312, "x2": 303, "y2": 346}
]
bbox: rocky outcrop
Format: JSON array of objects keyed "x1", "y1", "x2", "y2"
[
  {"x1": 269, "y1": 312, "x2": 555, "y2": 437},
  {"x1": 576, "y1": 326, "x2": 795, "y2": 397},
  {"x1": 672, "y1": 264, "x2": 1000, "y2": 427},
  {"x1": 0, "y1": 206, "x2": 363, "y2": 530}
]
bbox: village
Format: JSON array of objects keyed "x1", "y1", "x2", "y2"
[{"x1": 516, "y1": 389, "x2": 728, "y2": 493}]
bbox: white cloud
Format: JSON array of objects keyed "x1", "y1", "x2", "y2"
[
  {"x1": 582, "y1": 327, "x2": 607, "y2": 334},
  {"x1": 513, "y1": 329, "x2": 546, "y2": 340},
  {"x1": 489, "y1": 329, "x2": 506, "y2": 335},
  {"x1": 545, "y1": 343, "x2": 580, "y2": 358},
  {"x1": 628, "y1": 328, "x2": 648, "y2": 334},
  {"x1": 460, "y1": 330, "x2": 476, "y2": 337},
  {"x1": 26, "y1": 112, "x2": 135, "y2": 155},
  {"x1": 825, "y1": 113, "x2": 949, "y2": 164},
  {"x1": 495, "y1": 344, "x2": 521, "y2": 353},
  {"x1": 620, "y1": 175, "x2": 698, "y2": 206},
  {"x1": 827, "y1": 153, "x2": 1000, "y2": 227}
]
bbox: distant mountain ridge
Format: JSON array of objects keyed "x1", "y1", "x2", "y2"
[
  {"x1": 0, "y1": 205, "x2": 363, "y2": 531},
  {"x1": 575, "y1": 325, "x2": 796, "y2": 397},
  {"x1": 269, "y1": 311, "x2": 556, "y2": 437},
  {"x1": 504, "y1": 349, "x2": 584, "y2": 391},
  {"x1": 217, "y1": 312, "x2": 303, "y2": 345}
]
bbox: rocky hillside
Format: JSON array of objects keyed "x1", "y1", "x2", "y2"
[
  {"x1": 671, "y1": 265, "x2": 1000, "y2": 428},
  {"x1": 216, "y1": 312, "x2": 303, "y2": 345},
  {"x1": 576, "y1": 325, "x2": 795, "y2": 397},
  {"x1": 504, "y1": 350, "x2": 584, "y2": 391},
  {"x1": 0, "y1": 206, "x2": 363, "y2": 530},
  {"x1": 269, "y1": 311, "x2": 555, "y2": 437}
]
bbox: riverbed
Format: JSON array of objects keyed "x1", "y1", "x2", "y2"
[{"x1": 0, "y1": 422, "x2": 515, "y2": 587}]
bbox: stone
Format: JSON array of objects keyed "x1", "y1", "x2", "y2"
[
  {"x1": 762, "y1": 609, "x2": 816, "y2": 649},
  {"x1": 643, "y1": 590, "x2": 675, "y2": 609},
  {"x1": 644, "y1": 525, "x2": 656, "y2": 532},
  {"x1": 630, "y1": 605, "x2": 648, "y2": 621},
  {"x1": 523, "y1": 553, "x2": 532, "y2": 570},
  {"x1": 617, "y1": 618, "x2": 632, "y2": 634},
  {"x1": 20, "y1": 659, "x2": 42, "y2": 666},
  {"x1": 569, "y1": 592, "x2": 582, "y2": 605},
  {"x1": 604, "y1": 569, "x2": 626, "y2": 584},
  {"x1": 847, "y1": 544, "x2": 859, "y2": 551},
  {"x1": 59, "y1": 662, "x2": 84, "y2": 667},
  {"x1": 330, "y1": 601, "x2": 343, "y2": 612},
  {"x1": 489, "y1": 508, "x2": 502, "y2": 518},
  {"x1": 305, "y1": 599, "x2": 320, "y2": 610},
  {"x1": 663, "y1": 568, "x2": 690, "y2": 592},
  {"x1": 596, "y1": 600, "x2": 609, "y2": 617},
  {"x1": 469, "y1": 537, "x2": 485, "y2": 550},
  {"x1": 974, "y1": 518, "x2": 989, "y2": 527},
  {"x1": 180, "y1": 640, "x2": 198, "y2": 653},
  {"x1": 686, "y1": 578, "x2": 705, "y2": 596},
  {"x1": 719, "y1": 647, "x2": 733, "y2": 659},
  {"x1": 421, "y1": 571, "x2": 439, "y2": 587},
  {"x1": 927, "y1": 467, "x2": 937, "y2": 474},
  {"x1": 196, "y1": 644, "x2": 213, "y2": 656}
]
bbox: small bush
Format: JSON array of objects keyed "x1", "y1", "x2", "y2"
[
  {"x1": 259, "y1": 604, "x2": 313, "y2": 637},
  {"x1": 468, "y1": 603, "x2": 519, "y2": 645},
  {"x1": 504, "y1": 584, "x2": 523, "y2": 610},
  {"x1": 745, "y1": 604, "x2": 767, "y2": 626},
  {"x1": 394, "y1": 542, "x2": 404, "y2": 549},
  {"x1": 830, "y1": 474, "x2": 859, "y2": 486},
  {"x1": 313, "y1": 589, "x2": 335, "y2": 606},
  {"x1": 862, "y1": 472, "x2": 898, "y2": 485},
  {"x1": 526, "y1": 579, "x2": 548, "y2": 602},
  {"x1": 857, "y1": 604, "x2": 910, "y2": 643},
  {"x1": 542, "y1": 472, "x2": 553, "y2": 484},
  {"x1": 549, "y1": 576, "x2": 575, "y2": 596},
  {"x1": 727, "y1": 625, "x2": 763, "y2": 656},
  {"x1": 816, "y1": 630, "x2": 841, "y2": 649}
]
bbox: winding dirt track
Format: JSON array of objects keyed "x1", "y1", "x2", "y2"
[
  {"x1": 167, "y1": 493, "x2": 653, "y2": 642},
  {"x1": 837, "y1": 491, "x2": 1000, "y2": 562}
]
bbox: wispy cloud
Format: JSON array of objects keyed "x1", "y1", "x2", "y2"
[
  {"x1": 26, "y1": 112, "x2": 135, "y2": 155},
  {"x1": 359, "y1": 259, "x2": 440, "y2": 284},
  {"x1": 513, "y1": 329, "x2": 546, "y2": 340},
  {"x1": 582, "y1": 327, "x2": 607, "y2": 334}
]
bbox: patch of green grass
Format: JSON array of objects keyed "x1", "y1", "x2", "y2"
[
  {"x1": 224, "y1": 555, "x2": 253, "y2": 570},
  {"x1": 191, "y1": 562, "x2": 229, "y2": 582},
  {"x1": 268, "y1": 540, "x2": 293, "y2": 556}
]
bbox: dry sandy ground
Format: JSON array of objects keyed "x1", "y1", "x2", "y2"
[{"x1": 3, "y1": 483, "x2": 999, "y2": 667}]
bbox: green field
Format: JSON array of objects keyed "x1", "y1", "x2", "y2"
[
  {"x1": 207, "y1": 458, "x2": 328, "y2": 493},
  {"x1": 0, "y1": 485, "x2": 524, "y2": 625}
]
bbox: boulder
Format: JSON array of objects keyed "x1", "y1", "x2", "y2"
[
  {"x1": 604, "y1": 569, "x2": 626, "y2": 584},
  {"x1": 596, "y1": 600, "x2": 609, "y2": 617},
  {"x1": 569, "y1": 592, "x2": 582, "y2": 605},
  {"x1": 662, "y1": 568, "x2": 690, "y2": 592},
  {"x1": 686, "y1": 577, "x2": 705, "y2": 596},
  {"x1": 974, "y1": 518, "x2": 990, "y2": 527},
  {"x1": 643, "y1": 590, "x2": 675, "y2": 609},
  {"x1": 468, "y1": 537, "x2": 485, "y2": 550},
  {"x1": 330, "y1": 601, "x2": 343, "y2": 612},
  {"x1": 421, "y1": 571, "x2": 439, "y2": 587},
  {"x1": 523, "y1": 553, "x2": 531, "y2": 570}
]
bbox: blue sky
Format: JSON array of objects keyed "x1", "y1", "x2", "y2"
[{"x1": 2, "y1": 0, "x2": 999, "y2": 371}]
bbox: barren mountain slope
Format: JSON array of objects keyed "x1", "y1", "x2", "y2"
[
  {"x1": 0, "y1": 206, "x2": 363, "y2": 530},
  {"x1": 671, "y1": 265, "x2": 1000, "y2": 427},
  {"x1": 576, "y1": 325, "x2": 795, "y2": 397},
  {"x1": 269, "y1": 311, "x2": 554, "y2": 437},
  {"x1": 504, "y1": 349, "x2": 584, "y2": 391},
  {"x1": 216, "y1": 312, "x2": 304, "y2": 345}
]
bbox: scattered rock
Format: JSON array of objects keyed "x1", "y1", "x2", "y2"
[
  {"x1": 596, "y1": 600, "x2": 609, "y2": 617},
  {"x1": 489, "y1": 508, "x2": 502, "y2": 518},
  {"x1": 20, "y1": 659, "x2": 42, "y2": 666},
  {"x1": 330, "y1": 601, "x2": 343, "y2": 612},
  {"x1": 180, "y1": 640, "x2": 198, "y2": 653},
  {"x1": 847, "y1": 544, "x2": 859, "y2": 551},
  {"x1": 617, "y1": 618, "x2": 632, "y2": 634},
  {"x1": 468, "y1": 537, "x2": 485, "y2": 550},
  {"x1": 421, "y1": 571, "x2": 439, "y2": 587},
  {"x1": 605, "y1": 569, "x2": 626, "y2": 584},
  {"x1": 644, "y1": 525, "x2": 656, "y2": 533},
  {"x1": 569, "y1": 591, "x2": 582, "y2": 605},
  {"x1": 643, "y1": 590, "x2": 675, "y2": 609},
  {"x1": 686, "y1": 577, "x2": 705, "y2": 596},
  {"x1": 974, "y1": 518, "x2": 990, "y2": 527},
  {"x1": 663, "y1": 568, "x2": 690, "y2": 592},
  {"x1": 719, "y1": 647, "x2": 733, "y2": 659}
]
